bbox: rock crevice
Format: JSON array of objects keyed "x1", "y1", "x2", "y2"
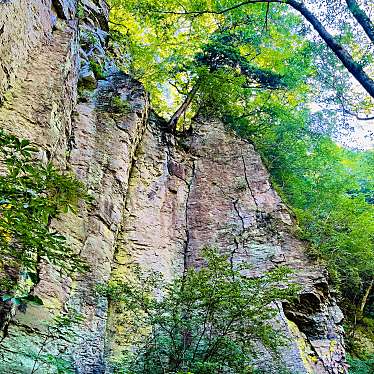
[
  {"x1": 107, "y1": 117, "x2": 346, "y2": 373},
  {"x1": 0, "y1": 1, "x2": 346, "y2": 373}
]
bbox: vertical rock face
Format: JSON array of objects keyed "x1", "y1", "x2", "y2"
[
  {"x1": 184, "y1": 120, "x2": 346, "y2": 373},
  {"x1": 109, "y1": 118, "x2": 346, "y2": 374},
  {"x1": 67, "y1": 73, "x2": 148, "y2": 373},
  {"x1": 0, "y1": 0, "x2": 56, "y2": 102},
  {"x1": 0, "y1": 0, "x2": 78, "y2": 163},
  {"x1": 0, "y1": 1, "x2": 346, "y2": 373},
  {"x1": 0, "y1": 1, "x2": 148, "y2": 372}
]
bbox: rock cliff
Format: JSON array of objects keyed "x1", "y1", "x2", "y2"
[{"x1": 0, "y1": 1, "x2": 346, "y2": 373}]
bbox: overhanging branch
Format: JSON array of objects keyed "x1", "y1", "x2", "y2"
[
  {"x1": 152, "y1": 0, "x2": 374, "y2": 98},
  {"x1": 345, "y1": 0, "x2": 374, "y2": 45}
]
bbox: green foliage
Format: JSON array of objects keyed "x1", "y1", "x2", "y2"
[
  {"x1": 110, "y1": 95, "x2": 131, "y2": 114},
  {"x1": 89, "y1": 59, "x2": 106, "y2": 80},
  {"x1": 77, "y1": 86, "x2": 95, "y2": 103},
  {"x1": 2, "y1": 292, "x2": 43, "y2": 308},
  {"x1": 76, "y1": 2, "x2": 85, "y2": 19},
  {"x1": 229, "y1": 109, "x2": 374, "y2": 320},
  {"x1": 0, "y1": 131, "x2": 90, "y2": 297},
  {"x1": 81, "y1": 30, "x2": 100, "y2": 50},
  {"x1": 347, "y1": 354, "x2": 374, "y2": 374},
  {"x1": 346, "y1": 317, "x2": 374, "y2": 361},
  {"x1": 100, "y1": 248, "x2": 298, "y2": 373},
  {"x1": 108, "y1": 0, "x2": 314, "y2": 120}
]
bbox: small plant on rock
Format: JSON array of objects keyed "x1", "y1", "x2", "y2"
[
  {"x1": 89, "y1": 59, "x2": 106, "y2": 80},
  {"x1": 110, "y1": 95, "x2": 131, "y2": 114}
]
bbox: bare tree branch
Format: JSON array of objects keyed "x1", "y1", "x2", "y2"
[
  {"x1": 155, "y1": 0, "x2": 283, "y2": 16},
  {"x1": 287, "y1": 0, "x2": 374, "y2": 98},
  {"x1": 344, "y1": 110, "x2": 374, "y2": 121},
  {"x1": 337, "y1": 94, "x2": 374, "y2": 121},
  {"x1": 263, "y1": 2, "x2": 271, "y2": 32},
  {"x1": 359, "y1": 278, "x2": 373, "y2": 314}
]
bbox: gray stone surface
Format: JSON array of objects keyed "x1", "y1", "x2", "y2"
[
  {"x1": 79, "y1": 62, "x2": 97, "y2": 88},
  {"x1": 184, "y1": 120, "x2": 346, "y2": 373},
  {"x1": 52, "y1": 0, "x2": 76, "y2": 20},
  {"x1": 67, "y1": 73, "x2": 148, "y2": 373},
  {"x1": 0, "y1": 0, "x2": 55, "y2": 102},
  {"x1": 0, "y1": 0, "x2": 347, "y2": 373},
  {"x1": 109, "y1": 118, "x2": 346, "y2": 373}
]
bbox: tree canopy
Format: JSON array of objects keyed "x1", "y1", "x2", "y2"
[{"x1": 108, "y1": 0, "x2": 374, "y2": 126}]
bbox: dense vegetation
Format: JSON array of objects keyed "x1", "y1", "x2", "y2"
[
  {"x1": 0, "y1": 131, "x2": 89, "y2": 333},
  {"x1": 234, "y1": 106, "x2": 374, "y2": 362},
  {"x1": 107, "y1": 0, "x2": 374, "y2": 366},
  {"x1": 0, "y1": 0, "x2": 372, "y2": 371},
  {"x1": 100, "y1": 248, "x2": 298, "y2": 373}
]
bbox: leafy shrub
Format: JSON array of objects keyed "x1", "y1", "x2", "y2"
[
  {"x1": 0, "y1": 131, "x2": 90, "y2": 301},
  {"x1": 347, "y1": 354, "x2": 374, "y2": 374},
  {"x1": 89, "y1": 59, "x2": 106, "y2": 80},
  {"x1": 100, "y1": 248, "x2": 298, "y2": 373}
]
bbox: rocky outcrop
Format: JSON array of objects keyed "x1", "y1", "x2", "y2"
[
  {"x1": 0, "y1": 0, "x2": 55, "y2": 102},
  {"x1": 0, "y1": 1, "x2": 346, "y2": 373},
  {"x1": 0, "y1": 1, "x2": 147, "y2": 372},
  {"x1": 0, "y1": 1, "x2": 78, "y2": 163},
  {"x1": 66, "y1": 73, "x2": 148, "y2": 373},
  {"x1": 184, "y1": 120, "x2": 346, "y2": 373},
  {"x1": 108, "y1": 117, "x2": 346, "y2": 373}
]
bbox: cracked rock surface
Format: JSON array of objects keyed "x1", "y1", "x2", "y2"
[
  {"x1": 109, "y1": 117, "x2": 346, "y2": 373},
  {"x1": 0, "y1": 1, "x2": 346, "y2": 373}
]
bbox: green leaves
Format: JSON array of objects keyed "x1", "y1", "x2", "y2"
[
  {"x1": 0, "y1": 130, "x2": 90, "y2": 300},
  {"x1": 347, "y1": 354, "x2": 374, "y2": 374},
  {"x1": 108, "y1": 0, "x2": 314, "y2": 123},
  {"x1": 101, "y1": 248, "x2": 298, "y2": 373}
]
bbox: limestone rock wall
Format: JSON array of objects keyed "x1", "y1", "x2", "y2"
[
  {"x1": 108, "y1": 118, "x2": 346, "y2": 374},
  {"x1": 0, "y1": 1, "x2": 346, "y2": 373},
  {"x1": 107, "y1": 116, "x2": 193, "y2": 362},
  {"x1": 0, "y1": 1, "x2": 148, "y2": 372}
]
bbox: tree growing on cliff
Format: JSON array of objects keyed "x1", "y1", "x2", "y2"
[
  {"x1": 100, "y1": 248, "x2": 298, "y2": 373},
  {"x1": 108, "y1": 0, "x2": 373, "y2": 129},
  {"x1": 107, "y1": 0, "x2": 373, "y2": 362}
]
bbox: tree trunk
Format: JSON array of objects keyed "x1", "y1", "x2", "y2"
[
  {"x1": 286, "y1": 0, "x2": 374, "y2": 99},
  {"x1": 359, "y1": 278, "x2": 373, "y2": 315},
  {"x1": 168, "y1": 82, "x2": 200, "y2": 132},
  {"x1": 345, "y1": 0, "x2": 374, "y2": 45}
]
